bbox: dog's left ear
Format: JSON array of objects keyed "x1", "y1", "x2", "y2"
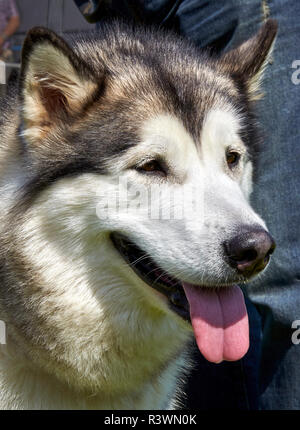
[
  {"x1": 220, "y1": 19, "x2": 278, "y2": 100},
  {"x1": 19, "y1": 27, "x2": 101, "y2": 145}
]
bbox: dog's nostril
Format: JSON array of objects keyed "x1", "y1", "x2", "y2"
[
  {"x1": 233, "y1": 248, "x2": 258, "y2": 264},
  {"x1": 224, "y1": 226, "x2": 275, "y2": 277}
]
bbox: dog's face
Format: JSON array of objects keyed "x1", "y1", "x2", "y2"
[{"x1": 1, "y1": 20, "x2": 277, "y2": 391}]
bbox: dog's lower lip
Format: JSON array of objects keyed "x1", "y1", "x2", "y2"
[{"x1": 110, "y1": 233, "x2": 190, "y2": 321}]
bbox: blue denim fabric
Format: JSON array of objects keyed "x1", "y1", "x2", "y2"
[{"x1": 89, "y1": 0, "x2": 300, "y2": 409}]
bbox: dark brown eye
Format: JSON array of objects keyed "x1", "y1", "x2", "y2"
[
  {"x1": 137, "y1": 160, "x2": 165, "y2": 175},
  {"x1": 226, "y1": 151, "x2": 241, "y2": 168}
]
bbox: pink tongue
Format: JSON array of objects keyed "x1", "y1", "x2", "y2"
[{"x1": 182, "y1": 283, "x2": 249, "y2": 363}]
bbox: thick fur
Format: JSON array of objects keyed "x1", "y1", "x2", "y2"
[{"x1": 0, "y1": 20, "x2": 277, "y2": 409}]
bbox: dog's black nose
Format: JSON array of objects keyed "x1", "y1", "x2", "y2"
[{"x1": 224, "y1": 227, "x2": 276, "y2": 277}]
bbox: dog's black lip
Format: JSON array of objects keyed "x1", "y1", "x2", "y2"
[{"x1": 111, "y1": 232, "x2": 190, "y2": 321}]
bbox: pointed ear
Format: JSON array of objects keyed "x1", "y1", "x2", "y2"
[
  {"x1": 19, "y1": 27, "x2": 101, "y2": 144},
  {"x1": 219, "y1": 19, "x2": 278, "y2": 100}
]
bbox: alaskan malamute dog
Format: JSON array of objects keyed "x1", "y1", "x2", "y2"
[{"x1": 0, "y1": 19, "x2": 277, "y2": 409}]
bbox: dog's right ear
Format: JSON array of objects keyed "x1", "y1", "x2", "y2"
[
  {"x1": 219, "y1": 19, "x2": 278, "y2": 100},
  {"x1": 20, "y1": 27, "x2": 101, "y2": 145}
]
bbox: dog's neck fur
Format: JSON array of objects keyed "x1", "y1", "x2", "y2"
[
  {"x1": 0, "y1": 141, "x2": 192, "y2": 409},
  {"x1": 0, "y1": 344, "x2": 187, "y2": 409}
]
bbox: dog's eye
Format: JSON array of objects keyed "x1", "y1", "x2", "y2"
[
  {"x1": 137, "y1": 160, "x2": 166, "y2": 175},
  {"x1": 226, "y1": 151, "x2": 241, "y2": 168}
]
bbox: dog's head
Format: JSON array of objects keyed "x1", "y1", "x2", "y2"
[{"x1": 3, "y1": 20, "x2": 277, "y2": 387}]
